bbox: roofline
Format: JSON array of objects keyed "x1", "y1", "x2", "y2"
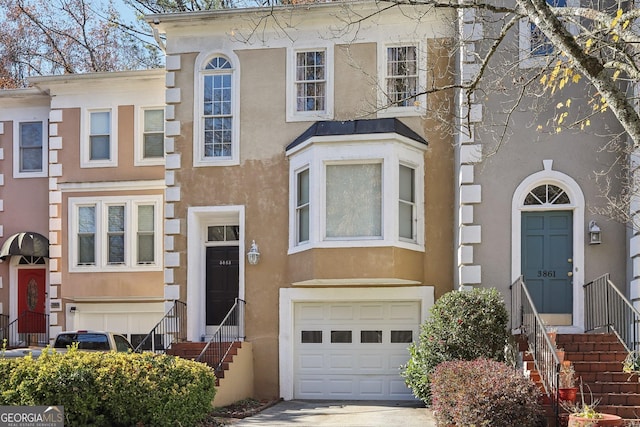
[
  {"x1": 286, "y1": 118, "x2": 428, "y2": 153},
  {"x1": 145, "y1": 0, "x2": 387, "y2": 27},
  {"x1": 27, "y1": 68, "x2": 166, "y2": 86},
  {"x1": 0, "y1": 87, "x2": 48, "y2": 100}
]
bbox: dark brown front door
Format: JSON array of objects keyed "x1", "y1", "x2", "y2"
[{"x1": 205, "y1": 246, "x2": 239, "y2": 325}]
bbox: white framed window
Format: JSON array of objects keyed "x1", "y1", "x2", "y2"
[
  {"x1": 287, "y1": 137, "x2": 425, "y2": 253},
  {"x1": 287, "y1": 47, "x2": 334, "y2": 122},
  {"x1": 295, "y1": 168, "x2": 310, "y2": 244},
  {"x1": 82, "y1": 108, "x2": 117, "y2": 168},
  {"x1": 135, "y1": 107, "x2": 164, "y2": 166},
  {"x1": 378, "y1": 43, "x2": 425, "y2": 117},
  {"x1": 14, "y1": 121, "x2": 46, "y2": 178},
  {"x1": 399, "y1": 164, "x2": 416, "y2": 241},
  {"x1": 519, "y1": 0, "x2": 578, "y2": 68},
  {"x1": 69, "y1": 195, "x2": 162, "y2": 271},
  {"x1": 194, "y1": 52, "x2": 240, "y2": 167}
]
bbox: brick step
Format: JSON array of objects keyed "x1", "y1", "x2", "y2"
[
  {"x1": 167, "y1": 341, "x2": 242, "y2": 383},
  {"x1": 556, "y1": 333, "x2": 623, "y2": 344},
  {"x1": 577, "y1": 372, "x2": 638, "y2": 383},
  {"x1": 586, "y1": 381, "x2": 640, "y2": 393},
  {"x1": 518, "y1": 333, "x2": 640, "y2": 424},
  {"x1": 589, "y1": 392, "x2": 640, "y2": 406},
  {"x1": 572, "y1": 360, "x2": 626, "y2": 373},
  {"x1": 564, "y1": 351, "x2": 627, "y2": 363}
]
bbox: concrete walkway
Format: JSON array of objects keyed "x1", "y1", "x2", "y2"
[{"x1": 230, "y1": 400, "x2": 437, "y2": 427}]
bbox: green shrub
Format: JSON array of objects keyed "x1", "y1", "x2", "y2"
[
  {"x1": 401, "y1": 287, "x2": 509, "y2": 403},
  {"x1": 431, "y1": 358, "x2": 542, "y2": 427},
  {"x1": 0, "y1": 348, "x2": 216, "y2": 426}
]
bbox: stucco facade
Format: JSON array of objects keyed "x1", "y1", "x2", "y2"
[
  {"x1": 1, "y1": 0, "x2": 634, "y2": 404},
  {"x1": 151, "y1": 3, "x2": 456, "y2": 399},
  {"x1": 455, "y1": 1, "x2": 628, "y2": 331}
]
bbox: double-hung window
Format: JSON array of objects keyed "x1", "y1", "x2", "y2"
[
  {"x1": 399, "y1": 165, "x2": 416, "y2": 241},
  {"x1": 287, "y1": 47, "x2": 333, "y2": 121},
  {"x1": 82, "y1": 108, "x2": 116, "y2": 167},
  {"x1": 107, "y1": 205, "x2": 125, "y2": 264},
  {"x1": 18, "y1": 121, "x2": 44, "y2": 173},
  {"x1": 296, "y1": 50, "x2": 326, "y2": 113},
  {"x1": 530, "y1": 0, "x2": 567, "y2": 56},
  {"x1": 387, "y1": 46, "x2": 418, "y2": 107},
  {"x1": 141, "y1": 108, "x2": 164, "y2": 162},
  {"x1": 195, "y1": 53, "x2": 240, "y2": 166},
  {"x1": 70, "y1": 196, "x2": 161, "y2": 271},
  {"x1": 295, "y1": 168, "x2": 310, "y2": 244},
  {"x1": 519, "y1": 0, "x2": 577, "y2": 67},
  {"x1": 378, "y1": 43, "x2": 424, "y2": 116},
  {"x1": 90, "y1": 111, "x2": 111, "y2": 160}
]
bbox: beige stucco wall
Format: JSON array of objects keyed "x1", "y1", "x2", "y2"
[
  {"x1": 212, "y1": 342, "x2": 255, "y2": 407},
  {"x1": 166, "y1": 35, "x2": 455, "y2": 398}
]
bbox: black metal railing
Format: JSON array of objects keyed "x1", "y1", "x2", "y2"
[
  {"x1": 196, "y1": 298, "x2": 245, "y2": 374},
  {"x1": 133, "y1": 300, "x2": 187, "y2": 353},
  {"x1": 3, "y1": 311, "x2": 49, "y2": 348},
  {"x1": 511, "y1": 276, "x2": 560, "y2": 418},
  {"x1": 584, "y1": 273, "x2": 640, "y2": 353},
  {"x1": 0, "y1": 314, "x2": 9, "y2": 344}
]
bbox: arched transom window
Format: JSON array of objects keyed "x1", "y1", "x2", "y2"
[
  {"x1": 202, "y1": 56, "x2": 233, "y2": 159},
  {"x1": 524, "y1": 184, "x2": 570, "y2": 206}
]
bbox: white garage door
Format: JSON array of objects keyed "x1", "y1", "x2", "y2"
[{"x1": 293, "y1": 300, "x2": 420, "y2": 400}]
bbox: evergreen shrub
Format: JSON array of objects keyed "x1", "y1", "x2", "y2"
[
  {"x1": 0, "y1": 348, "x2": 216, "y2": 426},
  {"x1": 401, "y1": 287, "x2": 509, "y2": 403}
]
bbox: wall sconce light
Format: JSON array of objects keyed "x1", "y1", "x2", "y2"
[
  {"x1": 589, "y1": 220, "x2": 601, "y2": 245},
  {"x1": 247, "y1": 240, "x2": 260, "y2": 265}
]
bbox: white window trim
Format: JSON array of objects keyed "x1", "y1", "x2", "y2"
[
  {"x1": 81, "y1": 108, "x2": 118, "y2": 168},
  {"x1": 286, "y1": 45, "x2": 334, "y2": 122},
  {"x1": 287, "y1": 134, "x2": 426, "y2": 254},
  {"x1": 134, "y1": 106, "x2": 165, "y2": 166},
  {"x1": 186, "y1": 205, "x2": 246, "y2": 342},
  {"x1": 68, "y1": 195, "x2": 162, "y2": 272},
  {"x1": 377, "y1": 42, "x2": 426, "y2": 118},
  {"x1": 294, "y1": 166, "x2": 311, "y2": 245},
  {"x1": 518, "y1": 0, "x2": 579, "y2": 68},
  {"x1": 13, "y1": 119, "x2": 48, "y2": 179},
  {"x1": 193, "y1": 50, "x2": 241, "y2": 167}
]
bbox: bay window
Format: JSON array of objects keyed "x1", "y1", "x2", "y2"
[{"x1": 287, "y1": 122, "x2": 426, "y2": 253}]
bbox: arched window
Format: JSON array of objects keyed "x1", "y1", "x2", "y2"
[
  {"x1": 200, "y1": 55, "x2": 234, "y2": 160},
  {"x1": 524, "y1": 184, "x2": 570, "y2": 206}
]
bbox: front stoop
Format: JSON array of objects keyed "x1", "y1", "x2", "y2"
[
  {"x1": 167, "y1": 341, "x2": 254, "y2": 407},
  {"x1": 167, "y1": 341, "x2": 241, "y2": 384},
  {"x1": 523, "y1": 333, "x2": 640, "y2": 426}
]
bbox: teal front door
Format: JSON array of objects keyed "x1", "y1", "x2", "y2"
[{"x1": 522, "y1": 211, "x2": 573, "y2": 323}]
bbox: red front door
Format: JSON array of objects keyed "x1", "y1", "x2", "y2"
[{"x1": 17, "y1": 268, "x2": 46, "y2": 333}]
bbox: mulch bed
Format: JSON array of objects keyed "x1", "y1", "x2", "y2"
[{"x1": 198, "y1": 398, "x2": 282, "y2": 426}]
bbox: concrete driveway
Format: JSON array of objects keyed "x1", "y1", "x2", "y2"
[{"x1": 230, "y1": 400, "x2": 437, "y2": 427}]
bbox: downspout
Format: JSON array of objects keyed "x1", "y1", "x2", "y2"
[{"x1": 151, "y1": 24, "x2": 166, "y2": 54}]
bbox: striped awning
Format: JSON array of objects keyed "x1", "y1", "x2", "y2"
[{"x1": 0, "y1": 232, "x2": 49, "y2": 260}]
